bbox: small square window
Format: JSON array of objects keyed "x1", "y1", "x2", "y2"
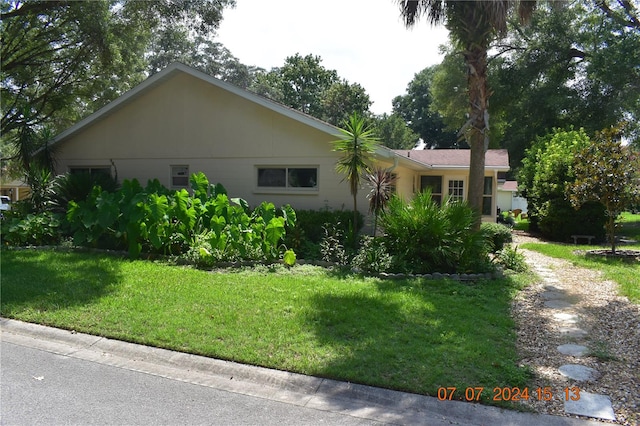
[{"x1": 171, "y1": 165, "x2": 189, "y2": 188}]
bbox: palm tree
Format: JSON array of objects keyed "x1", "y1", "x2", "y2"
[
  {"x1": 333, "y1": 112, "x2": 379, "y2": 240},
  {"x1": 397, "y1": 0, "x2": 538, "y2": 229}
]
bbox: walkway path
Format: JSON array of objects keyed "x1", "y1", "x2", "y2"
[{"x1": 513, "y1": 235, "x2": 639, "y2": 425}]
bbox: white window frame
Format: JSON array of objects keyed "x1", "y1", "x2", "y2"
[
  {"x1": 448, "y1": 179, "x2": 464, "y2": 203},
  {"x1": 68, "y1": 166, "x2": 112, "y2": 176},
  {"x1": 255, "y1": 166, "x2": 319, "y2": 193},
  {"x1": 482, "y1": 176, "x2": 493, "y2": 216},
  {"x1": 420, "y1": 175, "x2": 443, "y2": 204}
]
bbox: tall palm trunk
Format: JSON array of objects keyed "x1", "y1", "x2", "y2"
[{"x1": 464, "y1": 44, "x2": 490, "y2": 230}]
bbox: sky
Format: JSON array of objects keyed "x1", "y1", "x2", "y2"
[{"x1": 216, "y1": 0, "x2": 450, "y2": 115}]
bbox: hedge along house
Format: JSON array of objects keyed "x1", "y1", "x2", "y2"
[{"x1": 48, "y1": 62, "x2": 509, "y2": 222}]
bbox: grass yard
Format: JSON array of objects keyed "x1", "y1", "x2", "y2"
[
  {"x1": 1, "y1": 249, "x2": 533, "y2": 405},
  {"x1": 519, "y1": 213, "x2": 640, "y2": 303}
]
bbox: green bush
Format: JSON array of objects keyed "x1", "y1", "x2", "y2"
[
  {"x1": 519, "y1": 128, "x2": 607, "y2": 241},
  {"x1": 495, "y1": 245, "x2": 528, "y2": 273},
  {"x1": 285, "y1": 209, "x2": 363, "y2": 260},
  {"x1": 319, "y1": 223, "x2": 348, "y2": 265},
  {"x1": 379, "y1": 191, "x2": 491, "y2": 274},
  {"x1": 48, "y1": 172, "x2": 119, "y2": 214},
  {"x1": 481, "y1": 222, "x2": 513, "y2": 253},
  {"x1": 1, "y1": 211, "x2": 61, "y2": 246},
  {"x1": 351, "y1": 236, "x2": 392, "y2": 274},
  {"x1": 537, "y1": 199, "x2": 606, "y2": 242}
]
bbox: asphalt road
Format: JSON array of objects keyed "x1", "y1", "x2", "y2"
[
  {"x1": 1, "y1": 319, "x2": 603, "y2": 426},
  {"x1": 1, "y1": 341, "x2": 378, "y2": 425}
]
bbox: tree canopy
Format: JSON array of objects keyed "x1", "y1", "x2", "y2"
[
  {"x1": 568, "y1": 126, "x2": 640, "y2": 253},
  {"x1": 249, "y1": 54, "x2": 372, "y2": 126},
  {"x1": 1, "y1": 0, "x2": 235, "y2": 168},
  {"x1": 491, "y1": 1, "x2": 640, "y2": 166},
  {"x1": 392, "y1": 64, "x2": 460, "y2": 148}
]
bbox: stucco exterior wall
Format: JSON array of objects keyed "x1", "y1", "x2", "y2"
[{"x1": 53, "y1": 72, "x2": 366, "y2": 212}]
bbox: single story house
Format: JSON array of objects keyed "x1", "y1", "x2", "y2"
[{"x1": 48, "y1": 62, "x2": 510, "y2": 222}]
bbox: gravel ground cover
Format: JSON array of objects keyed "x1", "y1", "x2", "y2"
[{"x1": 512, "y1": 234, "x2": 639, "y2": 425}]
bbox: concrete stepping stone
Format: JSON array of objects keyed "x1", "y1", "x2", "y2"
[
  {"x1": 564, "y1": 391, "x2": 616, "y2": 421},
  {"x1": 558, "y1": 327, "x2": 588, "y2": 338},
  {"x1": 543, "y1": 284, "x2": 563, "y2": 291},
  {"x1": 544, "y1": 299, "x2": 574, "y2": 309},
  {"x1": 541, "y1": 290, "x2": 566, "y2": 300},
  {"x1": 557, "y1": 344, "x2": 589, "y2": 357},
  {"x1": 553, "y1": 313, "x2": 580, "y2": 324},
  {"x1": 558, "y1": 364, "x2": 600, "y2": 381}
]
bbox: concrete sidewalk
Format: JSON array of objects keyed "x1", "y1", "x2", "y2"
[{"x1": 1, "y1": 318, "x2": 602, "y2": 425}]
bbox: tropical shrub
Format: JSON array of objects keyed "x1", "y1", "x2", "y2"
[
  {"x1": 365, "y1": 167, "x2": 397, "y2": 235},
  {"x1": 66, "y1": 172, "x2": 296, "y2": 260},
  {"x1": 48, "y1": 171, "x2": 119, "y2": 214},
  {"x1": 481, "y1": 222, "x2": 513, "y2": 253},
  {"x1": 519, "y1": 128, "x2": 607, "y2": 241},
  {"x1": 379, "y1": 191, "x2": 491, "y2": 274}
]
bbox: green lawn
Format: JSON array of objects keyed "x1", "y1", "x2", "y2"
[
  {"x1": 520, "y1": 215, "x2": 640, "y2": 304},
  {"x1": 1, "y1": 249, "x2": 532, "y2": 405}
]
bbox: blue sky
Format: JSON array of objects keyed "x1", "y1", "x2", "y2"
[{"x1": 217, "y1": 0, "x2": 449, "y2": 115}]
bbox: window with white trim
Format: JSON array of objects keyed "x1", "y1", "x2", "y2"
[
  {"x1": 482, "y1": 177, "x2": 493, "y2": 215},
  {"x1": 257, "y1": 167, "x2": 318, "y2": 189},
  {"x1": 448, "y1": 179, "x2": 464, "y2": 202},
  {"x1": 420, "y1": 175, "x2": 443, "y2": 204},
  {"x1": 69, "y1": 166, "x2": 111, "y2": 176},
  {"x1": 171, "y1": 165, "x2": 189, "y2": 188}
]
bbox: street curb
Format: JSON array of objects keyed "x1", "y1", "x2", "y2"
[{"x1": 1, "y1": 318, "x2": 602, "y2": 426}]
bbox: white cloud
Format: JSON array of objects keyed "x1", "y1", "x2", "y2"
[{"x1": 217, "y1": 0, "x2": 449, "y2": 115}]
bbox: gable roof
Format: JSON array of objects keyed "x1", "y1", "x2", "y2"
[
  {"x1": 50, "y1": 62, "x2": 340, "y2": 145},
  {"x1": 48, "y1": 62, "x2": 430, "y2": 170},
  {"x1": 393, "y1": 149, "x2": 510, "y2": 170},
  {"x1": 46, "y1": 62, "x2": 509, "y2": 174}
]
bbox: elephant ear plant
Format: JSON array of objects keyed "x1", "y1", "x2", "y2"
[{"x1": 66, "y1": 171, "x2": 297, "y2": 262}]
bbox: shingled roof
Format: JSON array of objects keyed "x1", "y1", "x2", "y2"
[{"x1": 393, "y1": 149, "x2": 509, "y2": 170}]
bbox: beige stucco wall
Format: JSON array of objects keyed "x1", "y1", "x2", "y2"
[
  {"x1": 404, "y1": 169, "x2": 500, "y2": 221},
  {"x1": 53, "y1": 69, "x2": 501, "y2": 223},
  {"x1": 54, "y1": 72, "x2": 371, "y2": 213}
]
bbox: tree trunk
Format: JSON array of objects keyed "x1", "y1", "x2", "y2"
[
  {"x1": 464, "y1": 45, "x2": 490, "y2": 231},
  {"x1": 353, "y1": 192, "x2": 358, "y2": 245},
  {"x1": 607, "y1": 208, "x2": 617, "y2": 254}
]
